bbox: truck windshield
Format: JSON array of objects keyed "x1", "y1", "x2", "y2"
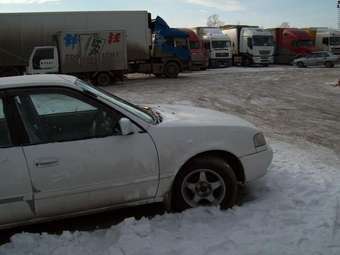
[
  {"x1": 190, "y1": 41, "x2": 200, "y2": 49},
  {"x1": 253, "y1": 36, "x2": 274, "y2": 46},
  {"x1": 330, "y1": 37, "x2": 340, "y2": 46},
  {"x1": 75, "y1": 80, "x2": 155, "y2": 124},
  {"x1": 295, "y1": 40, "x2": 313, "y2": 48},
  {"x1": 211, "y1": 40, "x2": 230, "y2": 49}
]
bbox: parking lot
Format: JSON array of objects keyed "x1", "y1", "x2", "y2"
[
  {"x1": 111, "y1": 66, "x2": 340, "y2": 153},
  {"x1": 1, "y1": 66, "x2": 340, "y2": 254}
]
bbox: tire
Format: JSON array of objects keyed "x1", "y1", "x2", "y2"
[
  {"x1": 325, "y1": 61, "x2": 334, "y2": 68},
  {"x1": 297, "y1": 62, "x2": 305, "y2": 68},
  {"x1": 164, "y1": 62, "x2": 180, "y2": 78},
  {"x1": 95, "y1": 72, "x2": 112, "y2": 86},
  {"x1": 172, "y1": 157, "x2": 238, "y2": 212}
]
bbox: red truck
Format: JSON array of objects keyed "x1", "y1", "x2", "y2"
[
  {"x1": 270, "y1": 28, "x2": 316, "y2": 64},
  {"x1": 179, "y1": 28, "x2": 209, "y2": 70}
]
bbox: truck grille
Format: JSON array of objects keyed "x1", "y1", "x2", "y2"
[
  {"x1": 216, "y1": 53, "x2": 229, "y2": 58},
  {"x1": 259, "y1": 50, "x2": 270, "y2": 55}
]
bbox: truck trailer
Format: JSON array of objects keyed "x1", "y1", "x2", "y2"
[
  {"x1": 192, "y1": 27, "x2": 232, "y2": 68},
  {"x1": 270, "y1": 28, "x2": 315, "y2": 64},
  {"x1": 221, "y1": 25, "x2": 274, "y2": 66},
  {"x1": 0, "y1": 11, "x2": 191, "y2": 85},
  {"x1": 304, "y1": 28, "x2": 340, "y2": 55}
]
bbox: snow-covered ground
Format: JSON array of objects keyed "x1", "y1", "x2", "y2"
[
  {"x1": 1, "y1": 141, "x2": 340, "y2": 255},
  {"x1": 1, "y1": 66, "x2": 340, "y2": 254}
]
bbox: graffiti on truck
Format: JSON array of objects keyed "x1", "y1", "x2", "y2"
[{"x1": 64, "y1": 34, "x2": 80, "y2": 49}]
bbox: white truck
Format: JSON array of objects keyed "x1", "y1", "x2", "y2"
[
  {"x1": 222, "y1": 25, "x2": 274, "y2": 66},
  {"x1": 192, "y1": 27, "x2": 232, "y2": 68},
  {"x1": 26, "y1": 30, "x2": 127, "y2": 86},
  {"x1": 304, "y1": 28, "x2": 340, "y2": 55}
]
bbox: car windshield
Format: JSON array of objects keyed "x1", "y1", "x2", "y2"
[
  {"x1": 330, "y1": 37, "x2": 340, "y2": 46},
  {"x1": 211, "y1": 40, "x2": 230, "y2": 49},
  {"x1": 295, "y1": 40, "x2": 313, "y2": 48},
  {"x1": 252, "y1": 36, "x2": 274, "y2": 46},
  {"x1": 75, "y1": 79, "x2": 155, "y2": 124}
]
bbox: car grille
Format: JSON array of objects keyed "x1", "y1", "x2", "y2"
[
  {"x1": 216, "y1": 53, "x2": 229, "y2": 58},
  {"x1": 259, "y1": 50, "x2": 271, "y2": 55}
]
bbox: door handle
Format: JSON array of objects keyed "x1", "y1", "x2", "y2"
[{"x1": 35, "y1": 158, "x2": 59, "y2": 168}]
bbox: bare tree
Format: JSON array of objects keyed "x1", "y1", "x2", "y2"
[
  {"x1": 279, "y1": 22, "x2": 290, "y2": 28},
  {"x1": 207, "y1": 14, "x2": 225, "y2": 27}
]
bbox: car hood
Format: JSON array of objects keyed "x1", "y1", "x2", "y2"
[{"x1": 150, "y1": 104, "x2": 255, "y2": 128}]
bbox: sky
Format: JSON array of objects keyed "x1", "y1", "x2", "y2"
[{"x1": 0, "y1": 0, "x2": 337, "y2": 29}]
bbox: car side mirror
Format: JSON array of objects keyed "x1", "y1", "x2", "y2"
[{"x1": 119, "y1": 118, "x2": 134, "y2": 136}]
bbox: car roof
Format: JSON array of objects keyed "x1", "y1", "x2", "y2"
[{"x1": 0, "y1": 74, "x2": 78, "y2": 90}]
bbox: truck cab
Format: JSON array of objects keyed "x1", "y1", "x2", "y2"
[
  {"x1": 271, "y1": 28, "x2": 315, "y2": 64},
  {"x1": 179, "y1": 28, "x2": 209, "y2": 70},
  {"x1": 222, "y1": 26, "x2": 274, "y2": 66},
  {"x1": 193, "y1": 27, "x2": 232, "y2": 68},
  {"x1": 239, "y1": 28, "x2": 274, "y2": 65},
  {"x1": 304, "y1": 28, "x2": 340, "y2": 55},
  {"x1": 26, "y1": 46, "x2": 59, "y2": 75}
]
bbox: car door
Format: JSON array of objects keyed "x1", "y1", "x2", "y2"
[
  {"x1": 12, "y1": 87, "x2": 159, "y2": 218},
  {"x1": 0, "y1": 95, "x2": 34, "y2": 226}
]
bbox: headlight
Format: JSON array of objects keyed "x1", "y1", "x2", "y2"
[{"x1": 254, "y1": 133, "x2": 267, "y2": 147}]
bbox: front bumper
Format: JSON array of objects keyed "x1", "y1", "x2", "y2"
[
  {"x1": 240, "y1": 145, "x2": 273, "y2": 182},
  {"x1": 253, "y1": 56, "x2": 274, "y2": 64}
]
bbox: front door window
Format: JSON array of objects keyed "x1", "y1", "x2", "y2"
[{"x1": 14, "y1": 91, "x2": 122, "y2": 145}]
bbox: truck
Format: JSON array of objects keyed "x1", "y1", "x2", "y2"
[
  {"x1": 221, "y1": 25, "x2": 274, "y2": 66},
  {"x1": 26, "y1": 30, "x2": 127, "y2": 86},
  {"x1": 0, "y1": 11, "x2": 191, "y2": 85},
  {"x1": 192, "y1": 27, "x2": 232, "y2": 68},
  {"x1": 178, "y1": 28, "x2": 209, "y2": 70},
  {"x1": 269, "y1": 28, "x2": 315, "y2": 64},
  {"x1": 304, "y1": 28, "x2": 340, "y2": 55}
]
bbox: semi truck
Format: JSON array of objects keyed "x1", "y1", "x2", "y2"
[
  {"x1": 192, "y1": 27, "x2": 232, "y2": 68},
  {"x1": 304, "y1": 28, "x2": 340, "y2": 55},
  {"x1": 0, "y1": 11, "x2": 191, "y2": 85},
  {"x1": 221, "y1": 25, "x2": 274, "y2": 66},
  {"x1": 269, "y1": 28, "x2": 315, "y2": 64},
  {"x1": 179, "y1": 28, "x2": 209, "y2": 70}
]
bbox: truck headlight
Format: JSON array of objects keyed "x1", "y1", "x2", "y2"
[{"x1": 254, "y1": 133, "x2": 267, "y2": 147}]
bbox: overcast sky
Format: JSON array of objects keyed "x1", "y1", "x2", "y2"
[{"x1": 0, "y1": 0, "x2": 337, "y2": 29}]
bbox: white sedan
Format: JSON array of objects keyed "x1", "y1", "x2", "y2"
[{"x1": 0, "y1": 75, "x2": 273, "y2": 229}]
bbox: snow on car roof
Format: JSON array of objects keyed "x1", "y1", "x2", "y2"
[{"x1": 0, "y1": 74, "x2": 78, "y2": 89}]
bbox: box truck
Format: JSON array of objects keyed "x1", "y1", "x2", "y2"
[
  {"x1": 304, "y1": 28, "x2": 340, "y2": 55},
  {"x1": 179, "y1": 28, "x2": 209, "y2": 70},
  {"x1": 222, "y1": 25, "x2": 274, "y2": 66},
  {"x1": 192, "y1": 27, "x2": 232, "y2": 68},
  {"x1": 270, "y1": 28, "x2": 315, "y2": 64},
  {"x1": 0, "y1": 11, "x2": 191, "y2": 85}
]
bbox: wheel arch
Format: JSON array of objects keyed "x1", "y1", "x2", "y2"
[{"x1": 173, "y1": 150, "x2": 245, "y2": 186}]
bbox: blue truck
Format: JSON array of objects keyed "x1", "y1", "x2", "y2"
[{"x1": 0, "y1": 11, "x2": 191, "y2": 85}]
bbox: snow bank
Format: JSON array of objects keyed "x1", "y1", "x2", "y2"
[{"x1": 1, "y1": 142, "x2": 340, "y2": 255}]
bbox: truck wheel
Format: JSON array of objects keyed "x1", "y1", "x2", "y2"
[
  {"x1": 164, "y1": 62, "x2": 180, "y2": 78},
  {"x1": 325, "y1": 61, "x2": 334, "y2": 68},
  {"x1": 96, "y1": 72, "x2": 112, "y2": 86}
]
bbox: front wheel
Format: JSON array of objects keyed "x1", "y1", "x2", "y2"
[
  {"x1": 164, "y1": 62, "x2": 180, "y2": 78},
  {"x1": 325, "y1": 61, "x2": 334, "y2": 68},
  {"x1": 297, "y1": 62, "x2": 305, "y2": 68},
  {"x1": 172, "y1": 157, "x2": 238, "y2": 212}
]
